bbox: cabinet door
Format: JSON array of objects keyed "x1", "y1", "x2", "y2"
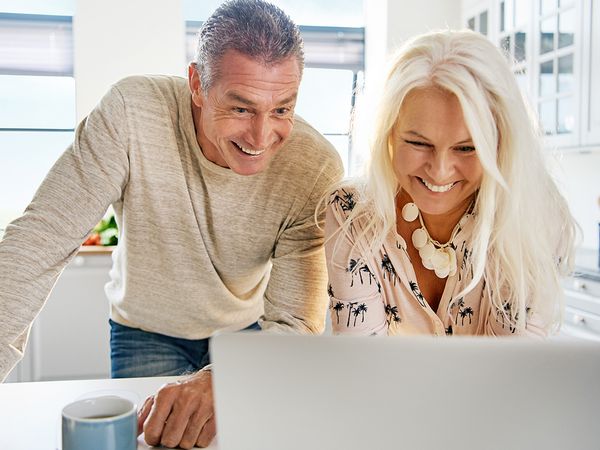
[
  {"x1": 535, "y1": 0, "x2": 581, "y2": 149},
  {"x1": 581, "y1": 0, "x2": 600, "y2": 145},
  {"x1": 463, "y1": 0, "x2": 491, "y2": 37},
  {"x1": 30, "y1": 254, "x2": 112, "y2": 381}
]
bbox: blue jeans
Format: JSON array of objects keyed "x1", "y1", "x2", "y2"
[{"x1": 109, "y1": 319, "x2": 261, "y2": 378}]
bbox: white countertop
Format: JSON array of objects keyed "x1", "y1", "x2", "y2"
[{"x1": 0, "y1": 376, "x2": 219, "y2": 450}]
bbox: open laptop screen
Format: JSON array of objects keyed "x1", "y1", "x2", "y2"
[{"x1": 211, "y1": 334, "x2": 600, "y2": 450}]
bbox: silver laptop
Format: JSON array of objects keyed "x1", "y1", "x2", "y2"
[{"x1": 210, "y1": 334, "x2": 600, "y2": 450}]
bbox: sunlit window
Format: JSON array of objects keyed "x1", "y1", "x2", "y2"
[{"x1": 0, "y1": 9, "x2": 75, "y2": 233}]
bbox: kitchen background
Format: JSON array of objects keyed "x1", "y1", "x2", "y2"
[{"x1": 1, "y1": 0, "x2": 599, "y2": 382}]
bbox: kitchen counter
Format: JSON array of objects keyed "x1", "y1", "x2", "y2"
[
  {"x1": 0, "y1": 376, "x2": 218, "y2": 450},
  {"x1": 78, "y1": 245, "x2": 115, "y2": 255}
]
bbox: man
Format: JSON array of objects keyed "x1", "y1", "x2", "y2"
[{"x1": 0, "y1": 0, "x2": 343, "y2": 448}]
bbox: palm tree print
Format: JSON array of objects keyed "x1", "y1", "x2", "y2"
[
  {"x1": 347, "y1": 259, "x2": 375, "y2": 288},
  {"x1": 346, "y1": 302, "x2": 358, "y2": 327},
  {"x1": 347, "y1": 259, "x2": 359, "y2": 287},
  {"x1": 458, "y1": 242, "x2": 474, "y2": 282},
  {"x1": 381, "y1": 254, "x2": 398, "y2": 285},
  {"x1": 496, "y1": 302, "x2": 511, "y2": 329},
  {"x1": 358, "y1": 265, "x2": 375, "y2": 285},
  {"x1": 445, "y1": 324, "x2": 453, "y2": 335},
  {"x1": 347, "y1": 258, "x2": 359, "y2": 272},
  {"x1": 352, "y1": 308, "x2": 362, "y2": 326},
  {"x1": 356, "y1": 303, "x2": 368, "y2": 323},
  {"x1": 329, "y1": 189, "x2": 356, "y2": 212},
  {"x1": 515, "y1": 307, "x2": 533, "y2": 333},
  {"x1": 327, "y1": 283, "x2": 334, "y2": 299},
  {"x1": 331, "y1": 301, "x2": 345, "y2": 324},
  {"x1": 508, "y1": 305, "x2": 532, "y2": 334},
  {"x1": 396, "y1": 240, "x2": 412, "y2": 262},
  {"x1": 462, "y1": 306, "x2": 474, "y2": 325},
  {"x1": 408, "y1": 281, "x2": 427, "y2": 308},
  {"x1": 384, "y1": 304, "x2": 401, "y2": 324},
  {"x1": 453, "y1": 297, "x2": 465, "y2": 324}
]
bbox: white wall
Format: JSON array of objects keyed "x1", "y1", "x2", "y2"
[
  {"x1": 364, "y1": 0, "x2": 461, "y2": 84},
  {"x1": 73, "y1": 0, "x2": 186, "y2": 121},
  {"x1": 353, "y1": 0, "x2": 461, "y2": 172},
  {"x1": 551, "y1": 152, "x2": 600, "y2": 251}
]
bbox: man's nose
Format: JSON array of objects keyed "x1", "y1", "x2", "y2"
[{"x1": 248, "y1": 114, "x2": 272, "y2": 149}]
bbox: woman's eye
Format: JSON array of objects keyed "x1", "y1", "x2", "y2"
[
  {"x1": 455, "y1": 146, "x2": 476, "y2": 152},
  {"x1": 404, "y1": 139, "x2": 431, "y2": 147}
]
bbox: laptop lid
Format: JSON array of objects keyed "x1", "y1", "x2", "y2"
[{"x1": 210, "y1": 334, "x2": 600, "y2": 450}]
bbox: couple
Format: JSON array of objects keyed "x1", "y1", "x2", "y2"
[{"x1": 0, "y1": 0, "x2": 575, "y2": 448}]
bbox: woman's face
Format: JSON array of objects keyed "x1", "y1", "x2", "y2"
[{"x1": 391, "y1": 87, "x2": 483, "y2": 218}]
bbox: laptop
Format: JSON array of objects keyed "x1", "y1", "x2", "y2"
[{"x1": 210, "y1": 334, "x2": 600, "y2": 450}]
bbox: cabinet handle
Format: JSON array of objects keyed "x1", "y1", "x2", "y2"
[
  {"x1": 573, "y1": 280, "x2": 587, "y2": 291},
  {"x1": 573, "y1": 314, "x2": 586, "y2": 326}
]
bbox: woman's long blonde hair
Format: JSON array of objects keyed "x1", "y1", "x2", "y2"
[{"x1": 345, "y1": 30, "x2": 576, "y2": 333}]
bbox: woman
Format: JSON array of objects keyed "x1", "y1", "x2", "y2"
[{"x1": 325, "y1": 30, "x2": 576, "y2": 337}]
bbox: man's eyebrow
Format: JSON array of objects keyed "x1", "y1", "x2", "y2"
[
  {"x1": 225, "y1": 92, "x2": 298, "y2": 107},
  {"x1": 226, "y1": 92, "x2": 256, "y2": 107},
  {"x1": 276, "y1": 93, "x2": 298, "y2": 106}
]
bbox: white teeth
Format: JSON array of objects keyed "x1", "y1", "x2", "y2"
[
  {"x1": 235, "y1": 143, "x2": 265, "y2": 156},
  {"x1": 421, "y1": 178, "x2": 455, "y2": 193}
]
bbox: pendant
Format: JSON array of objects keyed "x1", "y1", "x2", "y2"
[
  {"x1": 400, "y1": 200, "x2": 462, "y2": 279},
  {"x1": 401, "y1": 202, "x2": 419, "y2": 222}
]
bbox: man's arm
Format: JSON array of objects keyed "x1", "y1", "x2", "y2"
[
  {"x1": 261, "y1": 152, "x2": 344, "y2": 334},
  {"x1": 0, "y1": 84, "x2": 130, "y2": 380},
  {"x1": 137, "y1": 140, "x2": 344, "y2": 450}
]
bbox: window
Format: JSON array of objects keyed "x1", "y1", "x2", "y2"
[
  {"x1": 536, "y1": 1, "x2": 577, "y2": 135},
  {"x1": 497, "y1": 0, "x2": 533, "y2": 98},
  {"x1": 466, "y1": 8, "x2": 489, "y2": 36},
  {"x1": 0, "y1": 11, "x2": 75, "y2": 233}
]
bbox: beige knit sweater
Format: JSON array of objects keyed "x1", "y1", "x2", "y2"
[{"x1": 0, "y1": 75, "x2": 343, "y2": 380}]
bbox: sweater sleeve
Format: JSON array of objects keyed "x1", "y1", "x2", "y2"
[
  {"x1": 324, "y1": 191, "x2": 388, "y2": 336},
  {"x1": 0, "y1": 84, "x2": 130, "y2": 381},
  {"x1": 260, "y1": 155, "x2": 344, "y2": 335}
]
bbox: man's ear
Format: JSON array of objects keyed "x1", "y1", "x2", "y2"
[{"x1": 188, "y1": 63, "x2": 204, "y2": 107}]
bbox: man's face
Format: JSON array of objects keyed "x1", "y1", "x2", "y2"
[{"x1": 189, "y1": 50, "x2": 301, "y2": 176}]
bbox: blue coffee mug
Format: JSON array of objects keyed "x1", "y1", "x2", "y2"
[{"x1": 62, "y1": 395, "x2": 137, "y2": 450}]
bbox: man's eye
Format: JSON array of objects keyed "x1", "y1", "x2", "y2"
[
  {"x1": 233, "y1": 107, "x2": 248, "y2": 114},
  {"x1": 275, "y1": 107, "x2": 290, "y2": 115}
]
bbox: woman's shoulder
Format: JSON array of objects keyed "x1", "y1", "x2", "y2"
[{"x1": 327, "y1": 181, "x2": 364, "y2": 216}]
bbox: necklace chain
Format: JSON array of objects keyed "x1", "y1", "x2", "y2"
[{"x1": 416, "y1": 209, "x2": 462, "y2": 249}]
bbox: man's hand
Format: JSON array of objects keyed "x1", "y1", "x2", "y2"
[{"x1": 137, "y1": 370, "x2": 216, "y2": 449}]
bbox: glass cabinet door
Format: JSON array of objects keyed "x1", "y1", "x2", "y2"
[
  {"x1": 495, "y1": 0, "x2": 534, "y2": 102},
  {"x1": 535, "y1": 0, "x2": 579, "y2": 145}
]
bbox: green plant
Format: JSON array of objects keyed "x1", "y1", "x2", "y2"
[{"x1": 93, "y1": 214, "x2": 118, "y2": 246}]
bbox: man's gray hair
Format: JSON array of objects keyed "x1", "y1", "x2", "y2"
[{"x1": 194, "y1": 0, "x2": 304, "y2": 91}]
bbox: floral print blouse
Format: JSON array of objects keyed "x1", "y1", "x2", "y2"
[{"x1": 324, "y1": 188, "x2": 546, "y2": 338}]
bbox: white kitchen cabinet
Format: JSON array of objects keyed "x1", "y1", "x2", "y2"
[
  {"x1": 6, "y1": 251, "x2": 112, "y2": 382},
  {"x1": 561, "y1": 274, "x2": 600, "y2": 341},
  {"x1": 580, "y1": 0, "x2": 600, "y2": 146},
  {"x1": 462, "y1": 0, "x2": 600, "y2": 151},
  {"x1": 463, "y1": 0, "x2": 490, "y2": 36}
]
